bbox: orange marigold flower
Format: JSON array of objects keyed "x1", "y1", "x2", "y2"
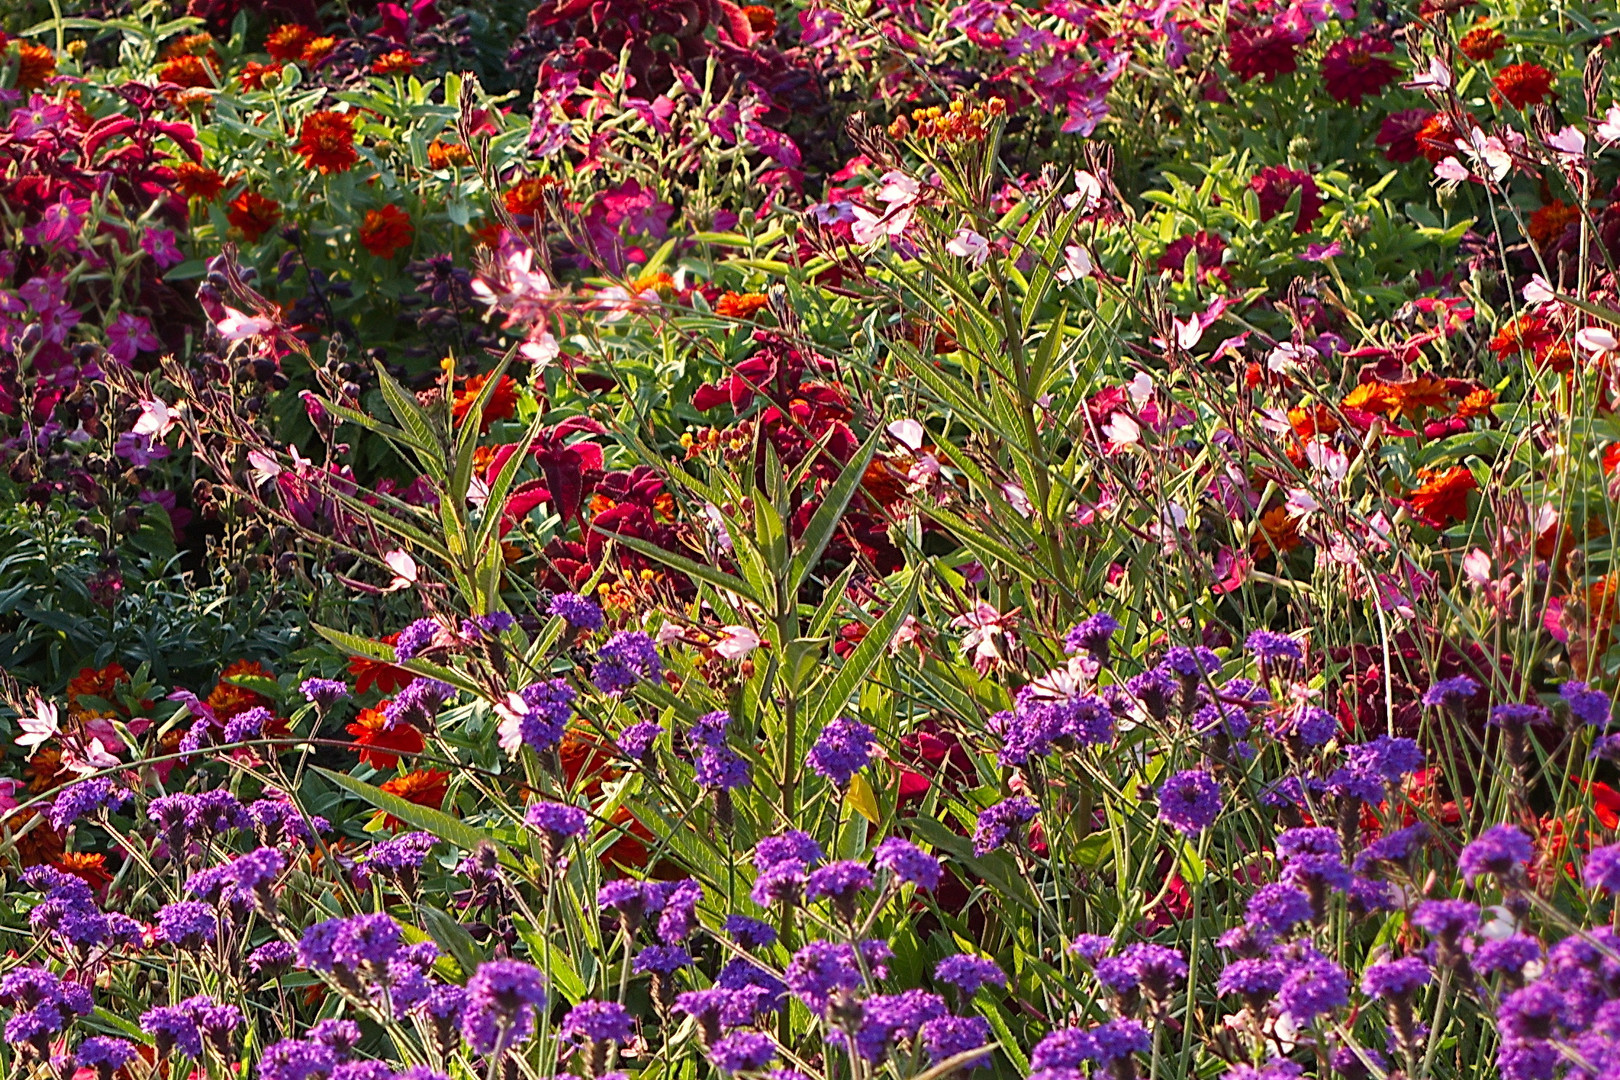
[
  {"x1": 378, "y1": 770, "x2": 449, "y2": 828},
  {"x1": 505, "y1": 178, "x2": 550, "y2": 217},
  {"x1": 26, "y1": 748, "x2": 65, "y2": 796},
  {"x1": 227, "y1": 190, "x2": 281, "y2": 242},
  {"x1": 360, "y1": 203, "x2": 414, "y2": 258},
  {"x1": 67, "y1": 663, "x2": 130, "y2": 721},
  {"x1": 1408, "y1": 465, "x2": 1477, "y2": 528},
  {"x1": 12, "y1": 811, "x2": 65, "y2": 867},
  {"x1": 159, "y1": 54, "x2": 217, "y2": 89},
  {"x1": 1389, "y1": 374, "x2": 1450, "y2": 417},
  {"x1": 207, "y1": 659, "x2": 275, "y2": 722},
  {"x1": 350, "y1": 633, "x2": 414, "y2": 695},
  {"x1": 742, "y1": 4, "x2": 778, "y2": 35},
  {"x1": 1489, "y1": 313, "x2": 1555, "y2": 359},
  {"x1": 715, "y1": 291, "x2": 770, "y2": 319},
  {"x1": 12, "y1": 42, "x2": 57, "y2": 91},
  {"x1": 1458, "y1": 22, "x2": 1505, "y2": 61},
  {"x1": 294, "y1": 109, "x2": 358, "y2": 174},
  {"x1": 265, "y1": 24, "x2": 313, "y2": 62},
  {"x1": 371, "y1": 49, "x2": 419, "y2": 75},
  {"x1": 1252, "y1": 505, "x2": 1303, "y2": 560},
  {"x1": 1342, "y1": 380, "x2": 1401, "y2": 416},
  {"x1": 1493, "y1": 62, "x2": 1554, "y2": 109},
  {"x1": 173, "y1": 162, "x2": 226, "y2": 201},
  {"x1": 302, "y1": 36, "x2": 338, "y2": 64},
  {"x1": 1528, "y1": 200, "x2": 1579, "y2": 248},
  {"x1": 427, "y1": 137, "x2": 471, "y2": 169},
  {"x1": 1288, "y1": 404, "x2": 1339, "y2": 439},
  {"x1": 346, "y1": 706, "x2": 426, "y2": 770},
  {"x1": 163, "y1": 33, "x2": 215, "y2": 59},
  {"x1": 1536, "y1": 340, "x2": 1573, "y2": 373},
  {"x1": 452, "y1": 372, "x2": 520, "y2": 433},
  {"x1": 1457, "y1": 387, "x2": 1496, "y2": 418},
  {"x1": 51, "y1": 851, "x2": 112, "y2": 893}
]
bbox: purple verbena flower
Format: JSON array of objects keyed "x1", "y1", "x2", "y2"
[
  {"x1": 1157, "y1": 770, "x2": 1220, "y2": 835},
  {"x1": 806, "y1": 718, "x2": 875, "y2": 787},
  {"x1": 874, "y1": 837, "x2": 940, "y2": 890}
]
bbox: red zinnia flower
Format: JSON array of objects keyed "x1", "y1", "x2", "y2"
[
  {"x1": 1376, "y1": 109, "x2": 1432, "y2": 163},
  {"x1": 452, "y1": 372, "x2": 520, "y2": 433},
  {"x1": 1408, "y1": 466, "x2": 1477, "y2": 528},
  {"x1": 302, "y1": 36, "x2": 338, "y2": 64},
  {"x1": 1319, "y1": 32, "x2": 1399, "y2": 106},
  {"x1": 238, "y1": 61, "x2": 277, "y2": 90},
  {"x1": 346, "y1": 706, "x2": 426, "y2": 770},
  {"x1": 1528, "y1": 200, "x2": 1579, "y2": 249},
  {"x1": 371, "y1": 49, "x2": 419, "y2": 75},
  {"x1": 227, "y1": 190, "x2": 281, "y2": 241},
  {"x1": 1226, "y1": 18, "x2": 1307, "y2": 83},
  {"x1": 350, "y1": 633, "x2": 414, "y2": 695},
  {"x1": 359, "y1": 204, "x2": 414, "y2": 258},
  {"x1": 504, "y1": 178, "x2": 551, "y2": 217},
  {"x1": 1493, "y1": 62, "x2": 1554, "y2": 109},
  {"x1": 173, "y1": 162, "x2": 227, "y2": 201},
  {"x1": 265, "y1": 24, "x2": 313, "y2": 62},
  {"x1": 1489, "y1": 313, "x2": 1556, "y2": 360},
  {"x1": 1458, "y1": 22, "x2": 1505, "y2": 61},
  {"x1": 1415, "y1": 112, "x2": 1464, "y2": 163},
  {"x1": 1250, "y1": 165, "x2": 1322, "y2": 233},
  {"x1": 294, "y1": 109, "x2": 358, "y2": 174}
]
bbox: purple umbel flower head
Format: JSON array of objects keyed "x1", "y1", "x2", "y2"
[
  {"x1": 1158, "y1": 770, "x2": 1221, "y2": 834},
  {"x1": 393, "y1": 618, "x2": 441, "y2": 662},
  {"x1": 550, "y1": 593, "x2": 605, "y2": 632},
  {"x1": 1457, "y1": 824, "x2": 1533, "y2": 887},
  {"x1": 592, "y1": 632, "x2": 662, "y2": 693},
  {"x1": 806, "y1": 718, "x2": 875, "y2": 787}
]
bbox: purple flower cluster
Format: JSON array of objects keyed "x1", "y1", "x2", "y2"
[
  {"x1": 461, "y1": 960, "x2": 547, "y2": 1055},
  {"x1": 299, "y1": 677, "x2": 350, "y2": 709},
  {"x1": 394, "y1": 618, "x2": 442, "y2": 662},
  {"x1": 512, "y1": 677, "x2": 577, "y2": 750},
  {"x1": 383, "y1": 677, "x2": 456, "y2": 728},
  {"x1": 1, "y1": 967, "x2": 93, "y2": 1055},
  {"x1": 690, "y1": 710, "x2": 751, "y2": 791},
  {"x1": 806, "y1": 717, "x2": 874, "y2": 787},
  {"x1": 48, "y1": 777, "x2": 131, "y2": 832},
  {"x1": 549, "y1": 592, "x2": 605, "y2": 631},
  {"x1": 973, "y1": 795, "x2": 1038, "y2": 856},
  {"x1": 592, "y1": 631, "x2": 662, "y2": 693},
  {"x1": 1157, "y1": 770, "x2": 1220, "y2": 834}
]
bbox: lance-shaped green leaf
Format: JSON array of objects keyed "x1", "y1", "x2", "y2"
[
  {"x1": 807, "y1": 572, "x2": 917, "y2": 735},
  {"x1": 787, "y1": 429, "x2": 881, "y2": 595},
  {"x1": 315, "y1": 767, "x2": 518, "y2": 869}
]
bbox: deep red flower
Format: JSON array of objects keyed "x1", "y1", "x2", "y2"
[
  {"x1": 1458, "y1": 22, "x2": 1505, "y2": 61},
  {"x1": 1226, "y1": 18, "x2": 1307, "y2": 83},
  {"x1": 1407, "y1": 465, "x2": 1476, "y2": 528},
  {"x1": 1158, "y1": 231, "x2": 1231, "y2": 287},
  {"x1": 1319, "y1": 32, "x2": 1399, "y2": 106},
  {"x1": 227, "y1": 190, "x2": 281, "y2": 241},
  {"x1": 174, "y1": 162, "x2": 227, "y2": 201},
  {"x1": 346, "y1": 706, "x2": 426, "y2": 770},
  {"x1": 1376, "y1": 109, "x2": 1432, "y2": 163},
  {"x1": 265, "y1": 24, "x2": 313, "y2": 61},
  {"x1": 1493, "y1": 62, "x2": 1554, "y2": 109},
  {"x1": 1250, "y1": 165, "x2": 1322, "y2": 233},
  {"x1": 349, "y1": 633, "x2": 414, "y2": 695}
]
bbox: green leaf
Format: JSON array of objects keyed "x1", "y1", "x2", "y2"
[
  {"x1": 420, "y1": 904, "x2": 483, "y2": 977},
  {"x1": 787, "y1": 429, "x2": 881, "y2": 594},
  {"x1": 313, "y1": 767, "x2": 518, "y2": 868},
  {"x1": 807, "y1": 574, "x2": 917, "y2": 735},
  {"x1": 374, "y1": 363, "x2": 448, "y2": 481}
]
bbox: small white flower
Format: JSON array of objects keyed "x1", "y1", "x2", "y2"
[
  {"x1": 1057, "y1": 244, "x2": 1093, "y2": 282},
  {"x1": 945, "y1": 228, "x2": 991, "y2": 266}
]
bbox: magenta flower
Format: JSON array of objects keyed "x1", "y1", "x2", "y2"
[{"x1": 106, "y1": 313, "x2": 162, "y2": 364}]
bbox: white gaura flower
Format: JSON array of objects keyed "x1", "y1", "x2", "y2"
[{"x1": 945, "y1": 228, "x2": 991, "y2": 266}]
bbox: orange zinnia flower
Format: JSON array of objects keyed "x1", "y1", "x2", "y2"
[
  {"x1": 371, "y1": 50, "x2": 419, "y2": 75},
  {"x1": 1489, "y1": 313, "x2": 1556, "y2": 360},
  {"x1": 294, "y1": 110, "x2": 358, "y2": 174},
  {"x1": 1288, "y1": 404, "x2": 1340, "y2": 439},
  {"x1": 26, "y1": 748, "x2": 65, "y2": 796},
  {"x1": 346, "y1": 706, "x2": 426, "y2": 770},
  {"x1": 173, "y1": 162, "x2": 227, "y2": 201},
  {"x1": 1389, "y1": 375, "x2": 1450, "y2": 417},
  {"x1": 1408, "y1": 466, "x2": 1476, "y2": 528},
  {"x1": 378, "y1": 770, "x2": 449, "y2": 828},
  {"x1": 1252, "y1": 505, "x2": 1303, "y2": 560},
  {"x1": 13, "y1": 811, "x2": 65, "y2": 867},
  {"x1": 504, "y1": 178, "x2": 550, "y2": 217},
  {"x1": 452, "y1": 372, "x2": 519, "y2": 434},
  {"x1": 302, "y1": 36, "x2": 338, "y2": 64},
  {"x1": 227, "y1": 190, "x2": 281, "y2": 242},
  {"x1": 360, "y1": 204, "x2": 414, "y2": 258},
  {"x1": 207, "y1": 659, "x2": 275, "y2": 721},
  {"x1": 1458, "y1": 23, "x2": 1505, "y2": 62},
  {"x1": 264, "y1": 24, "x2": 313, "y2": 62},
  {"x1": 715, "y1": 291, "x2": 770, "y2": 319},
  {"x1": 159, "y1": 54, "x2": 217, "y2": 89},
  {"x1": 427, "y1": 137, "x2": 471, "y2": 169},
  {"x1": 1457, "y1": 387, "x2": 1496, "y2": 418},
  {"x1": 1415, "y1": 112, "x2": 1461, "y2": 164},
  {"x1": 1342, "y1": 380, "x2": 1400, "y2": 416},
  {"x1": 12, "y1": 42, "x2": 57, "y2": 91},
  {"x1": 742, "y1": 4, "x2": 778, "y2": 35},
  {"x1": 238, "y1": 61, "x2": 277, "y2": 90},
  {"x1": 52, "y1": 851, "x2": 113, "y2": 893}
]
